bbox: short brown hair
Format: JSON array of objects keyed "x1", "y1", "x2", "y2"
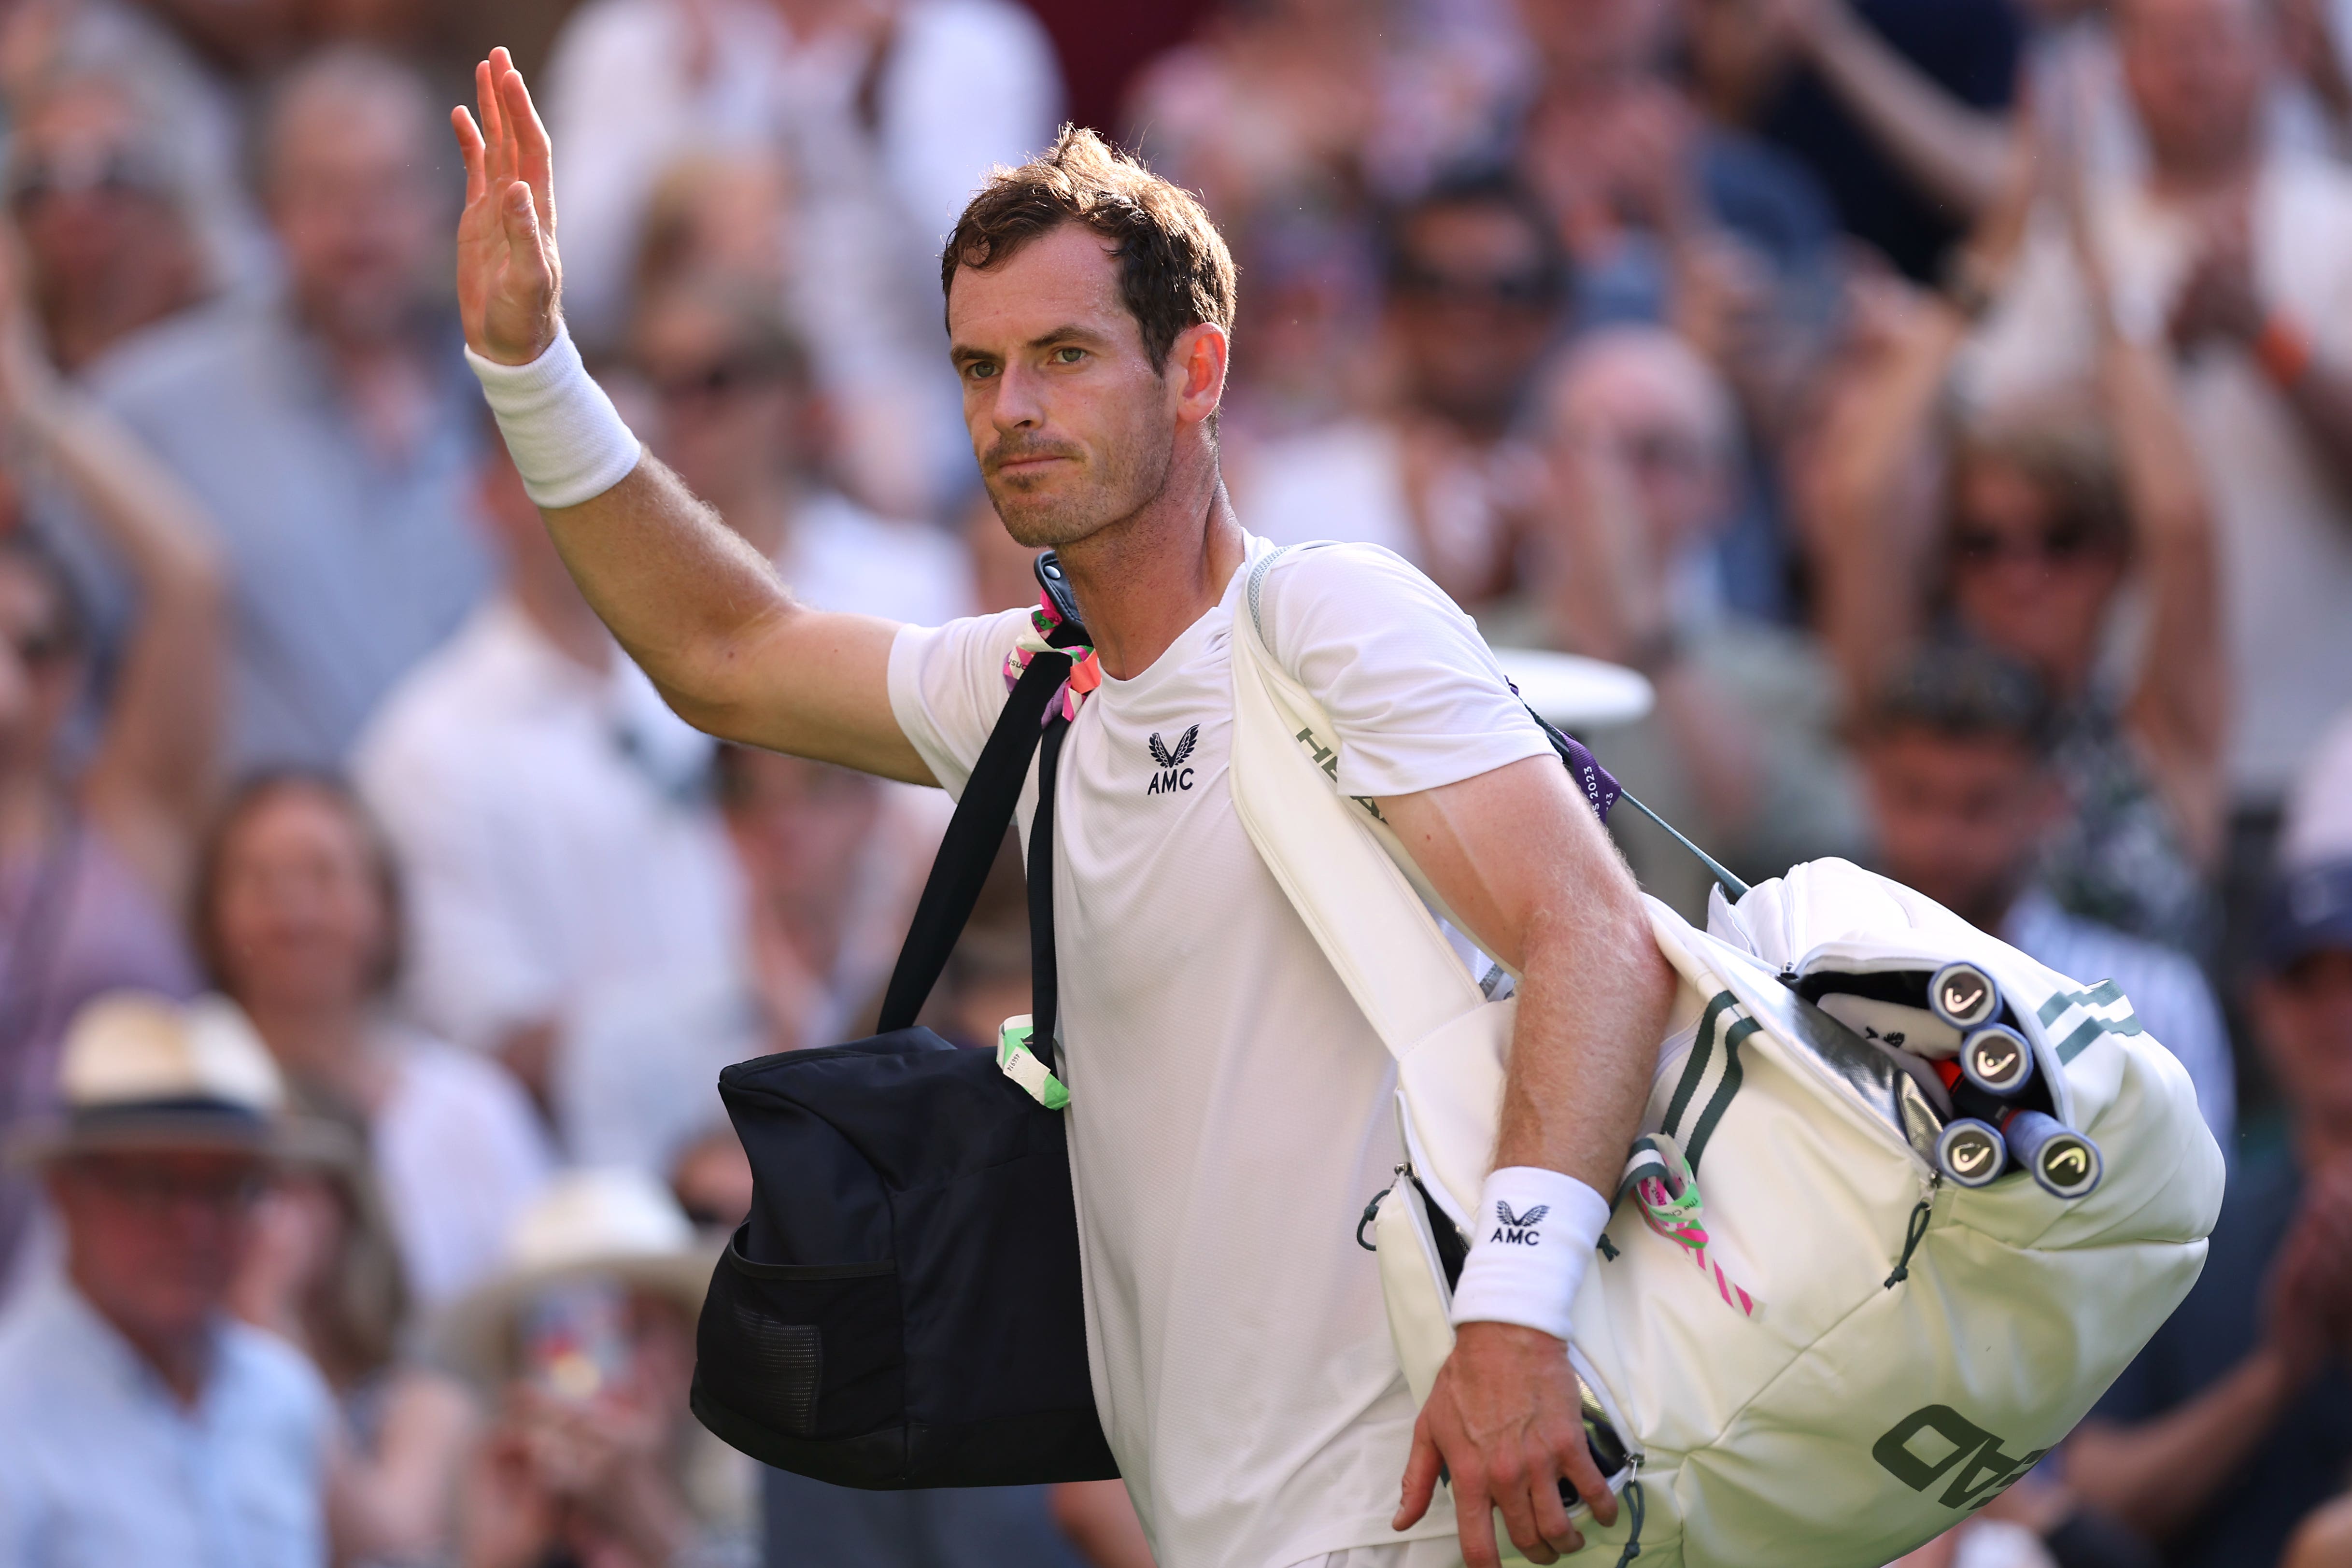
[{"x1": 942, "y1": 126, "x2": 1237, "y2": 371}]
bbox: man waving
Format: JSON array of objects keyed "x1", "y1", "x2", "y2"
[{"x1": 452, "y1": 51, "x2": 1674, "y2": 1568}]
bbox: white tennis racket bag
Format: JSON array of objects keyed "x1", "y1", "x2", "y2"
[{"x1": 1228, "y1": 558, "x2": 2225, "y2": 1568}]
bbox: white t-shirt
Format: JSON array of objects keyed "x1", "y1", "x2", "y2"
[
  {"x1": 353, "y1": 598, "x2": 743, "y2": 1056},
  {"x1": 1957, "y1": 156, "x2": 2352, "y2": 801},
  {"x1": 887, "y1": 538, "x2": 1551, "y2": 1568},
  {"x1": 370, "y1": 1032, "x2": 555, "y2": 1308}
]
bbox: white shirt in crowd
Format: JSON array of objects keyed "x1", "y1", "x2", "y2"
[
  {"x1": 889, "y1": 538, "x2": 1551, "y2": 1567},
  {"x1": 2283, "y1": 707, "x2": 2352, "y2": 868},
  {"x1": 779, "y1": 489, "x2": 975, "y2": 632},
  {"x1": 352, "y1": 597, "x2": 743, "y2": 1059},
  {"x1": 0, "y1": 1274, "x2": 331, "y2": 1567},
  {"x1": 370, "y1": 1026, "x2": 557, "y2": 1307},
  {"x1": 2003, "y1": 887, "x2": 2236, "y2": 1150},
  {"x1": 1959, "y1": 155, "x2": 2352, "y2": 803}
]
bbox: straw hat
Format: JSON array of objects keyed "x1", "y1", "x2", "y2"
[
  {"x1": 432, "y1": 1166, "x2": 718, "y2": 1387},
  {"x1": 5, "y1": 991, "x2": 349, "y2": 1166}
]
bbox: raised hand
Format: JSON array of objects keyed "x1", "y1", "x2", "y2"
[{"x1": 452, "y1": 47, "x2": 561, "y2": 366}]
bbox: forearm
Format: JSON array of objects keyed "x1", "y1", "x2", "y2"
[
  {"x1": 24, "y1": 388, "x2": 227, "y2": 870},
  {"x1": 2281, "y1": 358, "x2": 2352, "y2": 500},
  {"x1": 2100, "y1": 332, "x2": 2226, "y2": 863},
  {"x1": 1493, "y1": 878, "x2": 1675, "y2": 1192},
  {"x1": 2066, "y1": 1348, "x2": 2296, "y2": 1540},
  {"x1": 1801, "y1": 5, "x2": 2012, "y2": 216}
]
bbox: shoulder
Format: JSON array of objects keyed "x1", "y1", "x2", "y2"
[
  {"x1": 352, "y1": 608, "x2": 522, "y2": 773},
  {"x1": 1247, "y1": 541, "x2": 1473, "y2": 656},
  {"x1": 898, "y1": 0, "x2": 1053, "y2": 59},
  {"x1": 217, "y1": 1321, "x2": 333, "y2": 1431},
  {"x1": 83, "y1": 299, "x2": 262, "y2": 414}
]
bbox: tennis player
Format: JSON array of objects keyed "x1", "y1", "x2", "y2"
[{"x1": 452, "y1": 50, "x2": 1675, "y2": 1568}]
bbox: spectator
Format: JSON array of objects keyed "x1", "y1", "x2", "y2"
[
  {"x1": 0, "y1": 991, "x2": 334, "y2": 1566},
  {"x1": 542, "y1": 0, "x2": 1064, "y2": 513},
  {"x1": 195, "y1": 773, "x2": 553, "y2": 1309},
  {"x1": 230, "y1": 1140, "x2": 476, "y2": 1565},
  {"x1": 0, "y1": 268, "x2": 221, "y2": 1286},
  {"x1": 2067, "y1": 857, "x2": 2352, "y2": 1567},
  {"x1": 627, "y1": 273, "x2": 972, "y2": 625},
  {"x1": 4, "y1": 69, "x2": 210, "y2": 375},
  {"x1": 1959, "y1": 0, "x2": 2352, "y2": 857},
  {"x1": 1487, "y1": 324, "x2": 1866, "y2": 919},
  {"x1": 2284, "y1": 706, "x2": 2352, "y2": 869},
  {"x1": 1812, "y1": 220, "x2": 2225, "y2": 956},
  {"x1": 90, "y1": 45, "x2": 491, "y2": 772},
  {"x1": 351, "y1": 425, "x2": 741, "y2": 1103},
  {"x1": 1123, "y1": 0, "x2": 1515, "y2": 238},
  {"x1": 1854, "y1": 645, "x2": 2237, "y2": 1147},
  {"x1": 1226, "y1": 170, "x2": 1571, "y2": 607},
  {"x1": 441, "y1": 1167, "x2": 755, "y2": 1568},
  {"x1": 1506, "y1": 0, "x2": 1841, "y2": 427},
  {"x1": 1685, "y1": 0, "x2": 2022, "y2": 280},
  {"x1": 559, "y1": 743, "x2": 927, "y2": 1174}
]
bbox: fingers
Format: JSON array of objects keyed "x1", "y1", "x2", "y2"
[
  {"x1": 452, "y1": 106, "x2": 486, "y2": 206},
  {"x1": 1484, "y1": 1452, "x2": 1565, "y2": 1566},
  {"x1": 495, "y1": 54, "x2": 556, "y2": 221},
  {"x1": 1449, "y1": 1464, "x2": 1505, "y2": 1568},
  {"x1": 1561, "y1": 1433, "x2": 1619, "y2": 1528},
  {"x1": 476, "y1": 57, "x2": 509, "y2": 189},
  {"x1": 1393, "y1": 1418, "x2": 1442, "y2": 1530},
  {"x1": 501, "y1": 178, "x2": 552, "y2": 288}
]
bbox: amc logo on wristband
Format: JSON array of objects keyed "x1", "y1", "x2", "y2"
[
  {"x1": 1872, "y1": 1404, "x2": 2047, "y2": 1510},
  {"x1": 1490, "y1": 1201, "x2": 1551, "y2": 1245}
]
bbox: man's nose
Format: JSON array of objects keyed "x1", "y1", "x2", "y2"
[{"x1": 991, "y1": 361, "x2": 1047, "y2": 430}]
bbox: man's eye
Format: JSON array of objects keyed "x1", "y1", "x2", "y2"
[
  {"x1": 964, "y1": 361, "x2": 999, "y2": 381},
  {"x1": 1052, "y1": 347, "x2": 1086, "y2": 365}
]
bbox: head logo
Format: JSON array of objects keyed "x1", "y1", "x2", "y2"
[
  {"x1": 1872, "y1": 1405, "x2": 2045, "y2": 1510},
  {"x1": 1147, "y1": 725, "x2": 1199, "y2": 795},
  {"x1": 1491, "y1": 1201, "x2": 1549, "y2": 1245},
  {"x1": 1950, "y1": 1141, "x2": 1993, "y2": 1176}
]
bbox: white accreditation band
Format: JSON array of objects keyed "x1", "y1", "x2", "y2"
[
  {"x1": 1447, "y1": 1166, "x2": 1614, "y2": 1342},
  {"x1": 464, "y1": 321, "x2": 643, "y2": 509}
]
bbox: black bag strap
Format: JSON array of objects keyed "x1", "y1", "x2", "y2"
[
  {"x1": 874, "y1": 560, "x2": 1088, "y2": 1036},
  {"x1": 1025, "y1": 713, "x2": 1069, "y2": 1072}
]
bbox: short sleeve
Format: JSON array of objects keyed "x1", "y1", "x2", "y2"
[
  {"x1": 1253, "y1": 544, "x2": 1551, "y2": 799},
  {"x1": 887, "y1": 608, "x2": 1032, "y2": 798}
]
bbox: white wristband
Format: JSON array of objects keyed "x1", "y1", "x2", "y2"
[
  {"x1": 465, "y1": 321, "x2": 643, "y2": 509},
  {"x1": 1448, "y1": 1166, "x2": 1614, "y2": 1341}
]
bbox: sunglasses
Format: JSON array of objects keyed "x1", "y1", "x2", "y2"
[
  {"x1": 1950, "y1": 523, "x2": 2105, "y2": 568},
  {"x1": 76, "y1": 1162, "x2": 267, "y2": 1214},
  {"x1": 648, "y1": 356, "x2": 794, "y2": 405},
  {"x1": 8, "y1": 148, "x2": 168, "y2": 210},
  {"x1": 1395, "y1": 265, "x2": 1560, "y2": 311}
]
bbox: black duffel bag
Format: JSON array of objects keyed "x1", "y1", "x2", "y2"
[{"x1": 690, "y1": 569, "x2": 1118, "y2": 1489}]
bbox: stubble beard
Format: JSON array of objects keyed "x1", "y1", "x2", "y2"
[{"x1": 986, "y1": 418, "x2": 1176, "y2": 551}]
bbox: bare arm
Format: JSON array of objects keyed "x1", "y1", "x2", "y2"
[
  {"x1": 2065, "y1": 1350, "x2": 2299, "y2": 1541},
  {"x1": 326, "y1": 1370, "x2": 479, "y2": 1564},
  {"x1": 1386, "y1": 754, "x2": 1677, "y2": 1568},
  {"x1": 1799, "y1": 275, "x2": 1967, "y2": 715},
  {"x1": 2096, "y1": 325, "x2": 2228, "y2": 868},
  {"x1": 1783, "y1": 0, "x2": 2013, "y2": 218},
  {"x1": 451, "y1": 52, "x2": 928, "y2": 783},
  {"x1": 1048, "y1": 1480, "x2": 1158, "y2": 1568},
  {"x1": 0, "y1": 295, "x2": 226, "y2": 905}
]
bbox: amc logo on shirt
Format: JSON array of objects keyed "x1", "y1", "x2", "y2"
[
  {"x1": 1872, "y1": 1404, "x2": 2047, "y2": 1510},
  {"x1": 1146, "y1": 726, "x2": 1199, "y2": 795}
]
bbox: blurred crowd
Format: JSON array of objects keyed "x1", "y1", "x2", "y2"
[{"x1": 0, "y1": 0, "x2": 2341, "y2": 1565}]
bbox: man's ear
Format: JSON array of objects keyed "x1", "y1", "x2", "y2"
[{"x1": 1167, "y1": 322, "x2": 1229, "y2": 430}]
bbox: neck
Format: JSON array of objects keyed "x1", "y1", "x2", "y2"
[
  {"x1": 1054, "y1": 461, "x2": 1247, "y2": 680},
  {"x1": 69, "y1": 1265, "x2": 212, "y2": 1407},
  {"x1": 2296, "y1": 1117, "x2": 2352, "y2": 1172},
  {"x1": 243, "y1": 999, "x2": 384, "y2": 1112},
  {"x1": 0, "y1": 769, "x2": 57, "y2": 858},
  {"x1": 507, "y1": 579, "x2": 612, "y2": 674},
  {"x1": 702, "y1": 473, "x2": 795, "y2": 561},
  {"x1": 2149, "y1": 142, "x2": 2258, "y2": 202}
]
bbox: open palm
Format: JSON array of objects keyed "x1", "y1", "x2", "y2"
[{"x1": 452, "y1": 48, "x2": 562, "y2": 366}]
